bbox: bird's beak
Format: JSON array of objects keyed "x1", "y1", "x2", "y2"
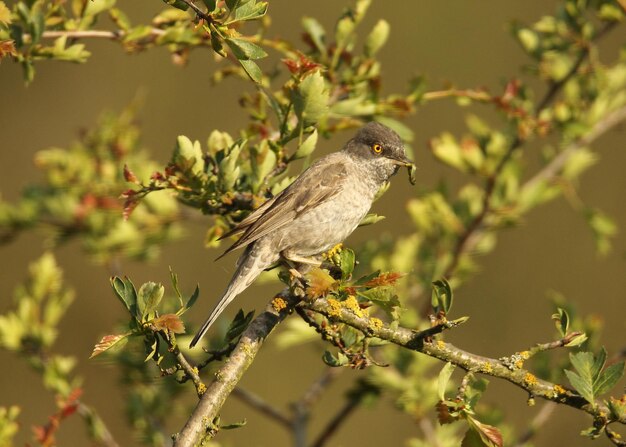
[{"x1": 389, "y1": 151, "x2": 414, "y2": 167}]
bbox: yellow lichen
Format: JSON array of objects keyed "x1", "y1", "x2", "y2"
[
  {"x1": 323, "y1": 243, "x2": 344, "y2": 259},
  {"x1": 515, "y1": 359, "x2": 524, "y2": 369},
  {"x1": 553, "y1": 384, "x2": 566, "y2": 395},
  {"x1": 436, "y1": 340, "x2": 446, "y2": 349},
  {"x1": 197, "y1": 383, "x2": 207, "y2": 396},
  {"x1": 524, "y1": 373, "x2": 537, "y2": 386},
  {"x1": 344, "y1": 295, "x2": 364, "y2": 317},
  {"x1": 520, "y1": 351, "x2": 530, "y2": 359},
  {"x1": 241, "y1": 342, "x2": 253, "y2": 356},
  {"x1": 326, "y1": 298, "x2": 342, "y2": 317},
  {"x1": 368, "y1": 317, "x2": 383, "y2": 331},
  {"x1": 272, "y1": 297, "x2": 287, "y2": 312},
  {"x1": 481, "y1": 362, "x2": 493, "y2": 374}
]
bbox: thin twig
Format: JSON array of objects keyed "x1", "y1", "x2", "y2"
[
  {"x1": 290, "y1": 367, "x2": 344, "y2": 447},
  {"x1": 419, "y1": 21, "x2": 621, "y2": 318},
  {"x1": 297, "y1": 367, "x2": 344, "y2": 411},
  {"x1": 310, "y1": 395, "x2": 361, "y2": 447},
  {"x1": 232, "y1": 387, "x2": 292, "y2": 428},
  {"x1": 536, "y1": 21, "x2": 617, "y2": 112},
  {"x1": 76, "y1": 403, "x2": 120, "y2": 447},
  {"x1": 24, "y1": 29, "x2": 166, "y2": 43},
  {"x1": 177, "y1": 0, "x2": 213, "y2": 23},
  {"x1": 523, "y1": 105, "x2": 626, "y2": 192},
  {"x1": 512, "y1": 402, "x2": 557, "y2": 447},
  {"x1": 418, "y1": 418, "x2": 444, "y2": 447}
]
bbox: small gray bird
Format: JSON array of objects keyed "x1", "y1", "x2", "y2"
[{"x1": 190, "y1": 122, "x2": 413, "y2": 347}]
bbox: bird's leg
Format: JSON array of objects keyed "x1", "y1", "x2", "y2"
[{"x1": 281, "y1": 251, "x2": 323, "y2": 280}]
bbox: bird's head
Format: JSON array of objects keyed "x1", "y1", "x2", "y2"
[{"x1": 344, "y1": 121, "x2": 414, "y2": 184}]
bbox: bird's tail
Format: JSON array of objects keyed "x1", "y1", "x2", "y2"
[{"x1": 189, "y1": 245, "x2": 269, "y2": 348}]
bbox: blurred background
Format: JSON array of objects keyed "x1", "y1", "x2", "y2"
[{"x1": 1, "y1": 0, "x2": 625, "y2": 445}]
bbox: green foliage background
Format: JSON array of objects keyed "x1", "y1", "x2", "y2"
[{"x1": 0, "y1": 0, "x2": 625, "y2": 445}]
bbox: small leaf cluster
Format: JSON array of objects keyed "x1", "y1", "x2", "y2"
[
  {"x1": 0, "y1": 0, "x2": 270, "y2": 83},
  {"x1": 436, "y1": 366, "x2": 503, "y2": 447},
  {"x1": 91, "y1": 270, "x2": 198, "y2": 361},
  {"x1": 0, "y1": 254, "x2": 112, "y2": 444},
  {"x1": 565, "y1": 348, "x2": 625, "y2": 438},
  {"x1": 0, "y1": 104, "x2": 181, "y2": 263}
]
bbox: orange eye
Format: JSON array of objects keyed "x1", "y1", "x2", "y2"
[{"x1": 372, "y1": 144, "x2": 383, "y2": 154}]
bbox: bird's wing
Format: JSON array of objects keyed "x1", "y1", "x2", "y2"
[
  {"x1": 217, "y1": 159, "x2": 349, "y2": 259},
  {"x1": 219, "y1": 193, "x2": 280, "y2": 240}
]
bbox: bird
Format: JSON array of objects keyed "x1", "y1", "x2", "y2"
[{"x1": 190, "y1": 121, "x2": 413, "y2": 347}]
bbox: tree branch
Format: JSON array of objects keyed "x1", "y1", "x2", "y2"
[
  {"x1": 173, "y1": 292, "x2": 301, "y2": 447},
  {"x1": 232, "y1": 387, "x2": 292, "y2": 429},
  {"x1": 305, "y1": 297, "x2": 626, "y2": 426}
]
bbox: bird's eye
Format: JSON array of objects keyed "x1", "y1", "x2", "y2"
[{"x1": 372, "y1": 143, "x2": 383, "y2": 154}]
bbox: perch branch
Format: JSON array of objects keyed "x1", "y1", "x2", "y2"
[{"x1": 173, "y1": 292, "x2": 301, "y2": 447}]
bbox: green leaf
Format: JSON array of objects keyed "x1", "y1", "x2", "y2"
[
  {"x1": 322, "y1": 350, "x2": 349, "y2": 367},
  {"x1": 293, "y1": 71, "x2": 329, "y2": 126},
  {"x1": 137, "y1": 282, "x2": 164, "y2": 321},
  {"x1": 110, "y1": 276, "x2": 137, "y2": 317},
  {"x1": 591, "y1": 347, "x2": 607, "y2": 380},
  {"x1": 221, "y1": 419, "x2": 248, "y2": 430},
  {"x1": 225, "y1": 37, "x2": 267, "y2": 60},
  {"x1": 229, "y1": 0, "x2": 267, "y2": 23},
  {"x1": 358, "y1": 213, "x2": 385, "y2": 226},
  {"x1": 201, "y1": 0, "x2": 217, "y2": 11},
  {"x1": 564, "y1": 333, "x2": 588, "y2": 347},
  {"x1": 358, "y1": 286, "x2": 400, "y2": 319},
  {"x1": 84, "y1": 0, "x2": 115, "y2": 17},
  {"x1": 594, "y1": 361, "x2": 624, "y2": 397},
  {"x1": 364, "y1": 19, "x2": 389, "y2": 57},
  {"x1": 162, "y1": 0, "x2": 189, "y2": 11},
  {"x1": 551, "y1": 307, "x2": 569, "y2": 337},
  {"x1": 338, "y1": 248, "x2": 355, "y2": 280},
  {"x1": 170, "y1": 268, "x2": 184, "y2": 308},
  {"x1": 565, "y1": 369, "x2": 594, "y2": 404},
  {"x1": 238, "y1": 59, "x2": 263, "y2": 83},
  {"x1": 183, "y1": 285, "x2": 200, "y2": 314},
  {"x1": 292, "y1": 129, "x2": 318, "y2": 160},
  {"x1": 219, "y1": 141, "x2": 243, "y2": 190},
  {"x1": 432, "y1": 279, "x2": 453, "y2": 315},
  {"x1": 302, "y1": 17, "x2": 326, "y2": 56},
  {"x1": 437, "y1": 362, "x2": 456, "y2": 401},
  {"x1": 224, "y1": 310, "x2": 255, "y2": 343},
  {"x1": 225, "y1": 0, "x2": 240, "y2": 11},
  {"x1": 608, "y1": 396, "x2": 626, "y2": 420},
  {"x1": 569, "y1": 351, "x2": 596, "y2": 382}
]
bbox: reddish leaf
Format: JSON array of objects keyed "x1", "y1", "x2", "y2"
[
  {"x1": 90, "y1": 333, "x2": 130, "y2": 358},
  {"x1": 467, "y1": 416, "x2": 503, "y2": 447},
  {"x1": 306, "y1": 268, "x2": 337, "y2": 299},
  {"x1": 152, "y1": 313, "x2": 186, "y2": 333},
  {"x1": 364, "y1": 272, "x2": 404, "y2": 288},
  {"x1": 123, "y1": 164, "x2": 140, "y2": 184},
  {"x1": 435, "y1": 401, "x2": 458, "y2": 425},
  {"x1": 0, "y1": 40, "x2": 16, "y2": 59}
]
